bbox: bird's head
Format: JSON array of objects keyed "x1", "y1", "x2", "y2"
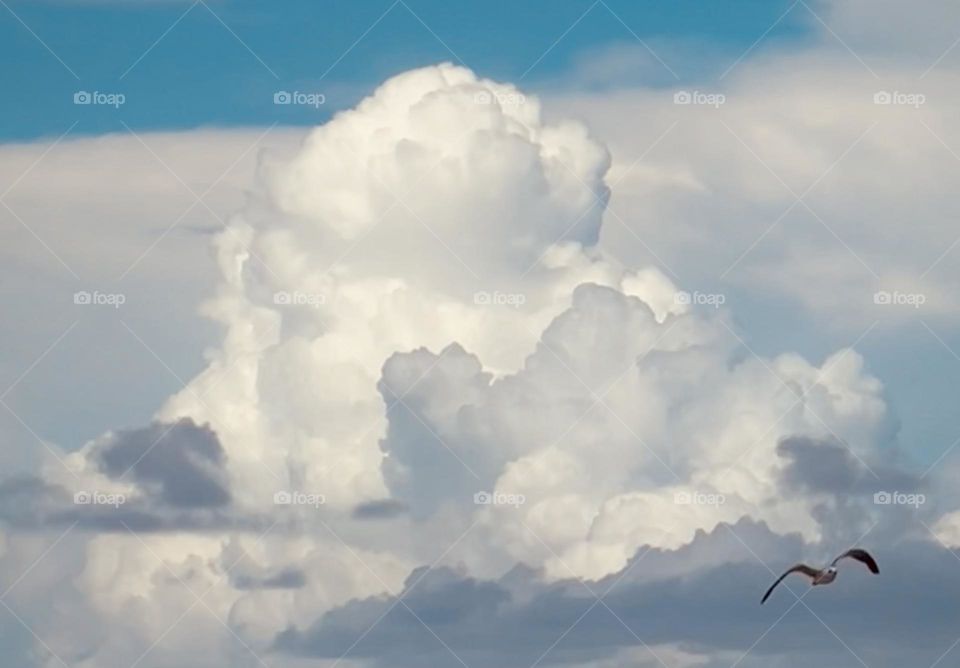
[{"x1": 827, "y1": 566, "x2": 837, "y2": 574}]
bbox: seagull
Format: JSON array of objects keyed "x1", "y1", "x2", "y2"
[{"x1": 761, "y1": 548, "x2": 879, "y2": 604}]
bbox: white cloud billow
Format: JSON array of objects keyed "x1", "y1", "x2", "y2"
[{"x1": 142, "y1": 62, "x2": 891, "y2": 588}]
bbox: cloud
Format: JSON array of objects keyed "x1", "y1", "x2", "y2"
[
  {"x1": 0, "y1": 127, "x2": 305, "y2": 455},
  {"x1": 4, "y1": 63, "x2": 644, "y2": 665},
  {"x1": 352, "y1": 499, "x2": 409, "y2": 520},
  {"x1": 0, "y1": 419, "x2": 253, "y2": 534},
  {"x1": 373, "y1": 280, "x2": 893, "y2": 579},
  {"x1": 93, "y1": 417, "x2": 231, "y2": 508},
  {"x1": 820, "y1": 0, "x2": 960, "y2": 55},
  {"x1": 4, "y1": 9, "x2": 960, "y2": 661},
  {"x1": 776, "y1": 434, "x2": 921, "y2": 496},
  {"x1": 546, "y1": 53, "x2": 960, "y2": 334},
  {"x1": 774, "y1": 434, "x2": 934, "y2": 547},
  {"x1": 234, "y1": 567, "x2": 307, "y2": 591},
  {"x1": 276, "y1": 519, "x2": 960, "y2": 668}
]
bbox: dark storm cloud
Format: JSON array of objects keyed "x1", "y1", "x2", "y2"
[
  {"x1": 776, "y1": 435, "x2": 922, "y2": 496},
  {"x1": 352, "y1": 499, "x2": 409, "y2": 520},
  {"x1": 776, "y1": 434, "x2": 932, "y2": 547},
  {"x1": 274, "y1": 518, "x2": 960, "y2": 668},
  {"x1": 0, "y1": 419, "x2": 248, "y2": 533},
  {"x1": 95, "y1": 417, "x2": 230, "y2": 508}
]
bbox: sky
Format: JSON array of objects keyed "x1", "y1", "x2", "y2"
[
  {"x1": 0, "y1": 0, "x2": 810, "y2": 140},
  {"x1": 3, "y1": 1, "x2": 960, "y2": 667}
]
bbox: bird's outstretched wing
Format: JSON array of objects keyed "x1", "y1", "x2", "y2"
[
  {"x1": 761, "y1": 564, "x2": 820, "y2": 604},
  {"x1": 832, "y1": 548, "x2": 879, "y2": 573}
]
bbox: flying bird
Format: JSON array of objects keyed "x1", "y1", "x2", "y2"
[{"x1": 761, "y1": 548, "x2": 879, "y2": 604}]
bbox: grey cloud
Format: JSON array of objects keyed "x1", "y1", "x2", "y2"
[
  {"x1": 777, "y1": 435, "x2": 860, "y2": 493},
  {"x1": 378, "y1": 343, "x2": 497, "y2": 517},
  {"x1": 776, "y1": 435, "x2": 930, "y2": 546},
  {"x1": 274, "y1": 518, "x2": 960, "y2": 668},
  {"x1": 234, "y1": 567, "x2": 307, "y2": 591},
  {"x1": 352, "y1": 499, "x2": 409, "y2": 520},
  {"x1": 94, "y1": 417, "x2": 230, "y2": 508},
  {"x1": 0, "y1": 474, "x2": 260, "y2": 533},
  {"x1": 0, "y1": 419, "x2": 248, "y2": 533},
  {"x1": 776, "y1": 435, "x2": 922, "y2": 496},
  {"x1": 375, "y1": 285, "x2": 692, "y2": 520}
]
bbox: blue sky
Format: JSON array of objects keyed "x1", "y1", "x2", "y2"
[{"x1": 1, "y1": 0, "x2": 810, "y2": 140}]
